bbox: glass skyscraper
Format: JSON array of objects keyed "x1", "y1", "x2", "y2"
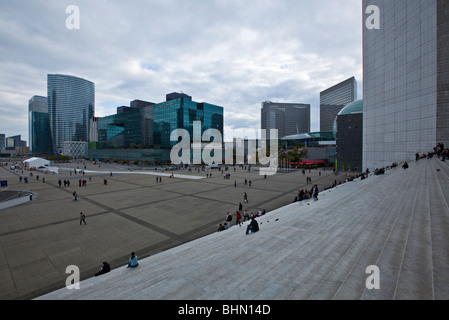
[
  {"x1": 47, "y1": 74, "x2": 95, "y2": 152},
  {"x1": 153, "y1": 96, "x2": 224, "y2": 148},
  {"x1": 320, "y1": 77, "x2": 357, "y2": 133},
  {"x1": 98, "y1": 108, "x2": 142, "y2": 149},
  {"x1": 362, "y1": 0, "x2": 449, "y2": 170},
  {"x1": 261, "y1": 102, "x2": 310, "y2": 140},
  {"x1": 28, "y1": 95, "x2": 52, "y2": 154}
]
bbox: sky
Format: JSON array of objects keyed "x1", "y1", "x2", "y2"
[{"x1": 0, "y1": 0, "x2": 363, "y2": 143}]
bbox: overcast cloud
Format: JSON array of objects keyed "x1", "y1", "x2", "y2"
[{"x1": 0, "y1": 0, "x2": 363, "y2": 142}]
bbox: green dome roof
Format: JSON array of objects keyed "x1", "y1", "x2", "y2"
[
  {"x1": 333, "y1": 100, "x2": 363, "y2": 138},
  {"x1": 337, "y1": 100, "x2": 363, "y2": 116}
]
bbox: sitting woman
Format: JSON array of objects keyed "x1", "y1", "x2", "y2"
[{"x1": 127, "y1": 252, "x2": 139, "y2": 268}]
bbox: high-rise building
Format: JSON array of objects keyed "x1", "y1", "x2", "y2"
[
  {"x1": 320, "y1": 77, "x2": 357, "y2": 132},
  {"x1": 362, "y1": 0, "x2": 449, "y2": 170},
  {"x1": 6, "y1": 135, "x2": 26, "y2": 147},
  {"x1": 47, "y1": 74, "x2": 95, "y2": 152},
  {"x1": 0, "y1": 134, "x2": 5, "y2": 149},
  {"x1": 153, "y1": 94, "x2": 223, "y2": 148},
  {"x1": 131, "y1": 99, "x2": 156, "y2": 147},
  {"x1": 261, "y1": 102, "x2": 310, "y2": 140},
  {"x1": 166, "y1": 92, "x2": 192, "y2": 102},
  {"x1": 97, "y1": 108, "x2": 142, "y2": 149},
  {"x1": 28, "y1": 95, "x2": 52, "y2": 154}
]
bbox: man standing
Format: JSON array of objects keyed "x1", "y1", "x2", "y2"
[
  {"x1": 226, "y1": 212, "x2": 233, "y2": 228},
  {"x1": 312, "y1": 185, "x2": 319, "y2": 201}
]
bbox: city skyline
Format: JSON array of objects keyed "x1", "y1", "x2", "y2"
[{"x1": 0, "y1": 0, "x2": 363, "y2": 143}]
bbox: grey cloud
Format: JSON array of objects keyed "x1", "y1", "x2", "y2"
[{"x1": 0, "y1": 0, "x2": 362, "y2": 141}]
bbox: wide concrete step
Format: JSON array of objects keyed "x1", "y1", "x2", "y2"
[{"x1": 36, "y1": 160, "x2": 449, "y2": 300}]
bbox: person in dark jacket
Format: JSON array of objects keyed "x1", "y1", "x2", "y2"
[
  {"x1": 246, "y1": 217, "x2": 259, "y2": 235},
  {"x1": 95, "y1": 261, "x2": 111, "y2": 277}
]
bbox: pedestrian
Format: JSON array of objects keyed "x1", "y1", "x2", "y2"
[
  {"x1": 127, "y1": 252, "x2": 139, "y2": 268},
  {"x1": 312, "y1": 184, "x2": 319, "y2": 201},
  {"x1": 234, "y1": 180, "x2": 237, "y2": 187},
  {"x1": 235, "y1": 210, "x2": 242, "y2": 226},
  {"x1": 95, "y1": 261, "x2": 111, "y2": 277},
  {"x1": 226, "y1": 212, "x2": 233, "y2": 228},
  {"x1": 239, "y1": 202, "x2": 243, "y2": 212},
  {"x1": 244, "y1": 192, "x2": 248, "y2": 203},
  {"x1": 73, "y1": 191, "x2": 78, "y2": 201},
  {"x1": 80, "y1": 212, "x2": 86, "y2": 225}
]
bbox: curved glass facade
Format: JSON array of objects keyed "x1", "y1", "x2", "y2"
[{"x1": 47, "y1": 74, "x2": 95, "y2": 152}]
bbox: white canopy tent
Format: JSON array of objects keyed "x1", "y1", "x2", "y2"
[{"x1": 23, "y1": 157, "x2": 50, "y2": 169}]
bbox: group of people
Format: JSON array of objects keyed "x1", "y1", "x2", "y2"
[
  {"x1": 94, "y1": 251, "x2": 139, "y2": 277},
  {"x1": 293, "y1": 184, "x2": 319, "y2": 202},
  {"x1": 433, "y1": 143, "x2": 448, "y2": 161},
  {"x1": 218, "y1": 200, "x2": 266, "y2": 234}
]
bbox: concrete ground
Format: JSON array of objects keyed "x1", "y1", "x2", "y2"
[
  {"x1": 0, "y1": 161, "x2": 342, "y2": 300},
  {"x1": 35, "y1": 158, "x2": 449, "y2": 300}
]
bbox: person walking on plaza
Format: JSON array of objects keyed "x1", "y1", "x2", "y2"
[
  {"x1": 244, "y1": 192, "x2": 248, "y2": 203},
  {"x1": 73, "y1": 191, "x2": 78, "y2": 201},
  {"x1": 80, "y1": 212, "x2": 87, "y2": 225}
]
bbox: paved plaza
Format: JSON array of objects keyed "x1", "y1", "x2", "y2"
[{"x1": 0, "y1": 161, "x2": 341, "y2": 300}]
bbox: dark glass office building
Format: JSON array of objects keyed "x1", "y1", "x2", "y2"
[
  {"x1": 153, "y1": 95, "x2": 224, "y2": 148},
  {"x1": 47, "y1": 74, "x2": 95, "y2": 152},
  {"x1": 97, "y1": 108, "x2": 142, "y2": 149},
  {"x1": 320, "y1": 77, "x2": 357, "y2": 133},
  {"x1": 261, "y1": 102, "x2": 310, "y2": 140},
  {"x1": 28, "y1": 95, "x2": 52, "y2": 154}
]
